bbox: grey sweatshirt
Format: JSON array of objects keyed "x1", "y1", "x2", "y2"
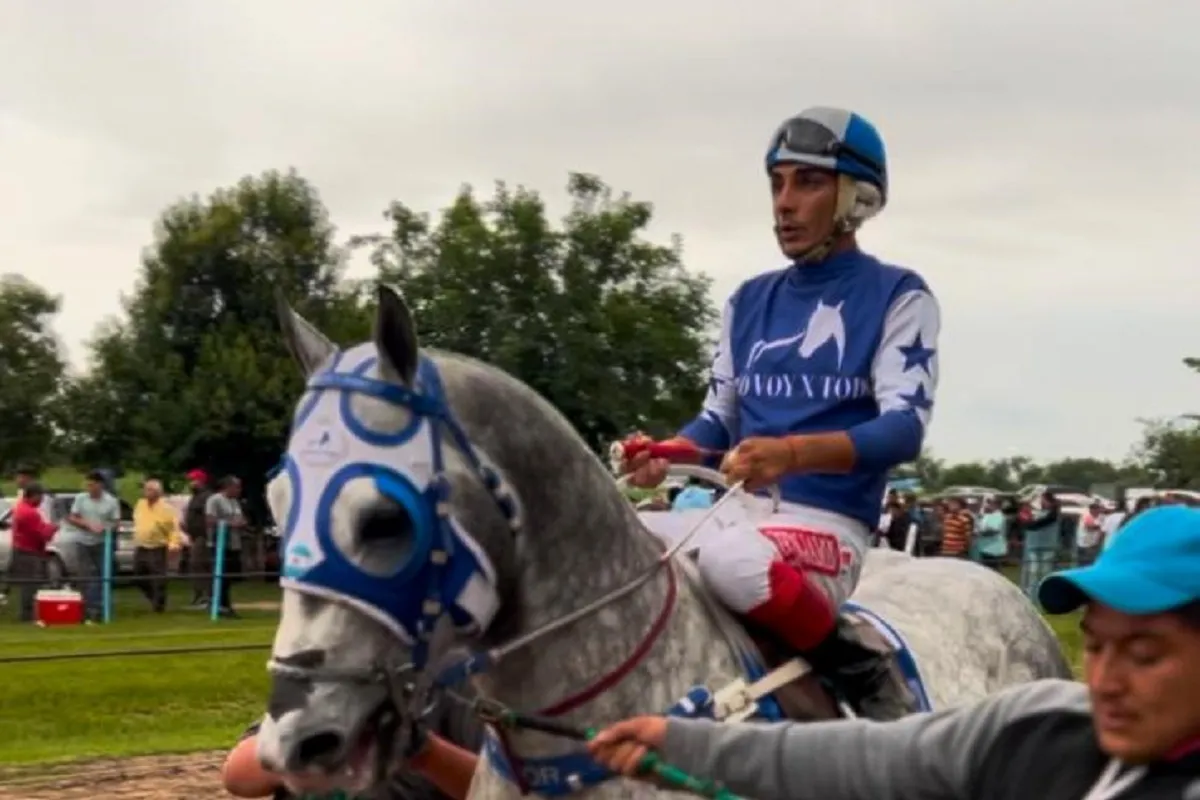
[{"x1": 662, "y1": 679, "x2": 1096, "y2": 800}]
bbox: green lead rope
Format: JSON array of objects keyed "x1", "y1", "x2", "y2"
[
  {"x1": 478, "y1": 702, "x2": 737, "y2": 800},
  {"x1": 582, "y1": 728, "x2": 739, "y2": 800}
]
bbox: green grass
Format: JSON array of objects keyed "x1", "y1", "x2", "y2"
[
  {"x1": 0, "y1": 566, "x2": 1087, "y2": 767},
  {"x1": 0, "y1": 580, "x2": 279, "y2": 765},
  {"x1": 1045, "y1": 610, "x2": 1085, "y2": 675}
]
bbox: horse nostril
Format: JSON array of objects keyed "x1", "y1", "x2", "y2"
[{"x1": 295, "y1": 731, "x2": 345, "y2": 768}]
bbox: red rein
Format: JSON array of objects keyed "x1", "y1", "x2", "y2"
[{"x1": 620, "y1": 438, "x2": 719, "y2": 463}]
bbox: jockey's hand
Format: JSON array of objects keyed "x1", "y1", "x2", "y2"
[
  {"x1": 621, "y1": 433, "x2": 669, "y2": 489},
  {"x1": 587, "y1": 716, "x2": 668, "y2": 778},
  {"x1": 721, "y1": 436, "x2": 795, "y2": 491}
]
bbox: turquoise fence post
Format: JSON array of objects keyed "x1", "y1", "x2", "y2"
[
  {"x1": 101, "y1": 527, "x2": 114, "y2": 624},
  {"x1": 210, "y1": 522, "x2": 228, "y2": 622}
]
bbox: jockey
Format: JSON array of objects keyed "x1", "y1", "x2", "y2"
[{"x1": 623, "y1": 107, "x2": 941, "y2": 719}]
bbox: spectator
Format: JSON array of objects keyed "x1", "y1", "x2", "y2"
[
  {"x1": 875, "y1": 503, "x2": 892, "y2": 547},
  {"x1": 1121, "y1": 495, "x2": 1156, "y2": 530},
  {"x1": 183, "y1": 469, "x2": 214, "y2": 608},
  {"x1": 939, "y1": 497, "x2": 973, "y2": 557},
  {"x1": 672, "y1": 478, "x2": 715, "y2": 511},
  {"x1": 1020, "y1": 491, "x2": 1061, "y2": 599},
  {"x1": 915, "y1": 500, "x2": 941, "y2": 557},
  {"x1": 59, "y1": 470, "x2": 120, "y2": 624},
  {"x1": 1075, "y1": 500, "x2": 1105, "y2": 565},
  {"x1": 974, "y1": 496, "x2": 1008, "y2": 569},
  {"x1": 133, "y1": 479, "x2": 182, "y2": 612},
  {"x1": 14, "y1": 466, "x2": 53, "y2": 521},
  {"x1": 207, "y1": 476, "x2": 247, "y2": 618},
  {"x1": 1100, "y1": 503, "x2": 1127, "y2": 552},
  {"x1": 10, "y1": 484, "x2": 58, "y2": 625},
  {"x1": 882, "y1": 500, "x2": 912, "y2": 552}
]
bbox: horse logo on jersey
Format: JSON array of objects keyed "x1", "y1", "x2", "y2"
[{"x1": 745, "y1": 300, "x2": 847, "y2": 371}]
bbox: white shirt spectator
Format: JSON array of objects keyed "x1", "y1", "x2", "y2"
[
  {"x1": 1076, "y1": 511, "x2": 1103, "y2": 549},
  {"x1": 1100, "y1": 511, "x2": 1126, "y2": 551}
]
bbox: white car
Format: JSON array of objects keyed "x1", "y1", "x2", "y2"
[
  {"x1": 0, "y1": 493, "x2": 138, "y2": 583},
  {"x1": 1016, "y1": 484, "x2": 1111, "y2": 508},
  {"x1": 1158, "y1": 489, "x2": 1200, "y2": 505},
  {"x1": 940, "y1": 485, "x2": 1005, "y2": 498}
]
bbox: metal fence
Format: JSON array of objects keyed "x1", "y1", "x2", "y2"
[{"x1": 0, "y1": 522, "x2": 278, "y2": 625}]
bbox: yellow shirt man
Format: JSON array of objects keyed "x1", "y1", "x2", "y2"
[{"x1": 134, "y1": 495, "x2": 182, "y2": 549}]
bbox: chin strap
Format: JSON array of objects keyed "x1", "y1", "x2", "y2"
[{"x1": 792, "y1": 176, "x2": 883, "y2": 264}]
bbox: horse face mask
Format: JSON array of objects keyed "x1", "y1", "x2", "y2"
[{"x1": 270, "y1": 343, "x2": 514, "y2": 660}]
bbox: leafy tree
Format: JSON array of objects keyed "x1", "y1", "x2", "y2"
[
  {"x1": 1037, "y1": 457, "x2": 1126, "y2": 490},
  {"x1": 1133, "y1": 418, "x2": 1200, "y2": 489},
  {"x1": 937, "y1": 461, "x2": 1001, "y2": 489},
  {"x1": 67, "y1": 170, "x2": 368, "y2": 513},
  {"x1": 896, "y1": 452, "x2": 1151, "y2": 495},
  {"x1": 0, "y1": 275, "x2": 66, "y2": 471},
  {"x1": 352, "y1": 173, "x2": 716, "y2": 452},
  {"x1": 892, "y1": 452, "x2": 944, "y2": 488}
]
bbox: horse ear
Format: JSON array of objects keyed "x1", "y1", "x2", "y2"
[
  {"x1": 276, "y1": 290, "x2": 336, "y2": 376},
  {"x1": 373, "y1": 284, "x2": 419, "y2": 384}
]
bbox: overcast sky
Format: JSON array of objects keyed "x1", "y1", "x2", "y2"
[{"x1": 1, "y1": 0, "x2": 1196, "y2": 464}]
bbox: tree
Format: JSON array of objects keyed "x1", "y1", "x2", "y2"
[
  {"x1": 1037, "y1": 457, "x2": 1127, "y2": 490},
  {"x1": 1134, "y1": 418, "x2": 1200, "y2": 489},
  {"x1": 892, "y1": 451, "x2": 944, "y2": 488},
  {"x1": 0, "y1": 275, "x2": 66, "y2": 471},
  {"x1": 352, "y1": 173, "x2": 716, "y2": 452},
  {"x1": 67, "y1": 170, "x2": 368, "y2": 512}
]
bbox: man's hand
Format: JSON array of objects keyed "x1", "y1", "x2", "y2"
[
  {"x1": 620, "y1": 433, "x2": 670, "y2": 490},
  {"x1": 587, "y1": 716, "x2": 668, "y2": 778},
  {"x1": 720, "y1": 437, "x2": 796, "y2": 491}
]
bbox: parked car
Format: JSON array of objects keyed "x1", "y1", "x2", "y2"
[
  {"x1": 0, "y1": 491, "x2": 137, "y2": 584},
  {"x1": 1157, "y1": 489, "x2": 1200, "y2": 507},
  {"x1": 940, "y1": 485, "x2": 1006, "y2": 499},
  {"x1": 1016, "y1": 484, "x2": 1088, "y2": 503}
]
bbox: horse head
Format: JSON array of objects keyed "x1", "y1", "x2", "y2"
[{"x1": 255, "y1": 285, "x2": 641, "y2": 793}]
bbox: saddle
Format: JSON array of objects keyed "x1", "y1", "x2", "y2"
[{"x1": 716, "y1": 610, "x2": 921, "y2": 723}]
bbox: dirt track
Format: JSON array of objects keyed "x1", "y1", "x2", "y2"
[{"x1": 0, "y1": 752, "x2": 225, "y2": 799}]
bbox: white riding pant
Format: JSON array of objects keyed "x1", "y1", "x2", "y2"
[{"x1": 639, "y1": 496, "x2": 868, "y2": 643}]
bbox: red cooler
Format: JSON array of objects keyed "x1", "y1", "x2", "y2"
[{"x1": 35, "y1": 589, "x2": 84, "y2": 626}]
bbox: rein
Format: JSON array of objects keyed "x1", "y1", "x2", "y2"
[
  {"x1": 435, "y1": 480, "x2": 746, "y2": 796},
  {"x1": 433, "y1": 479, "x2": 743, "y2": 688},
  {"x1": 445, "y1": 689, "x2": 738, "y2": 800}
]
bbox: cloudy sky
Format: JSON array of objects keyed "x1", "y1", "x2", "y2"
[{"x1": 1, "y1": 0, "x2": 1196, "y2": 464}]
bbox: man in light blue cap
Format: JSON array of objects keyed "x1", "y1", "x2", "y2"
[
  {"x1": 586, "y1": 505, "x2": 1200, "y2": 799},
  {"x1": 1038, "y1": 504, "x2": 1200, "y2": 616},
  {"x1": 1037, "y1": 504, "x2": 1200, "y2": 764}
]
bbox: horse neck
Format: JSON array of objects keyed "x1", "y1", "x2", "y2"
[{"x1": 440, "y1": 364, "x2": 745, "y2": 746}]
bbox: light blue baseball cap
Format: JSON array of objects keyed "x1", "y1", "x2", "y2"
[
  {"x1": 672, "y1": 485, "x2": 715, "y2": 512},
  {"x1": 1038, "y1": 505, "x2": 1200, "y2": 615}
]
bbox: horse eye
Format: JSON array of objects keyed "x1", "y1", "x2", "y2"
[{"x1": 359, "y1": 503, "x2": 413, "y2": 543}]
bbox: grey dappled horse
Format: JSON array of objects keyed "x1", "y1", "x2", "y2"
[{"x1": 256, "y1": 286, "x2": 1071, "y2": 799}]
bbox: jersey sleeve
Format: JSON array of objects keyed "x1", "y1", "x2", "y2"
[
  {"x1": 678, "y1": 294, "x2": 739, "y2": 454},
  {"x1": 660, "y1": 679, "x2": 1087, "y2": 800},
  {"x1": 847, "y1": 281, "x2": 940, "y2": 470}
]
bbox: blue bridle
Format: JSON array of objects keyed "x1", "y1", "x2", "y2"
[{"x1": 270, "y1": 347, "x2": 521, "y2": 672}]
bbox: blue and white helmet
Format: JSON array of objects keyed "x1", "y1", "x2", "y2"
[{"x1": 765, "y1": 107, "x2": 888, "y2": 232}]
